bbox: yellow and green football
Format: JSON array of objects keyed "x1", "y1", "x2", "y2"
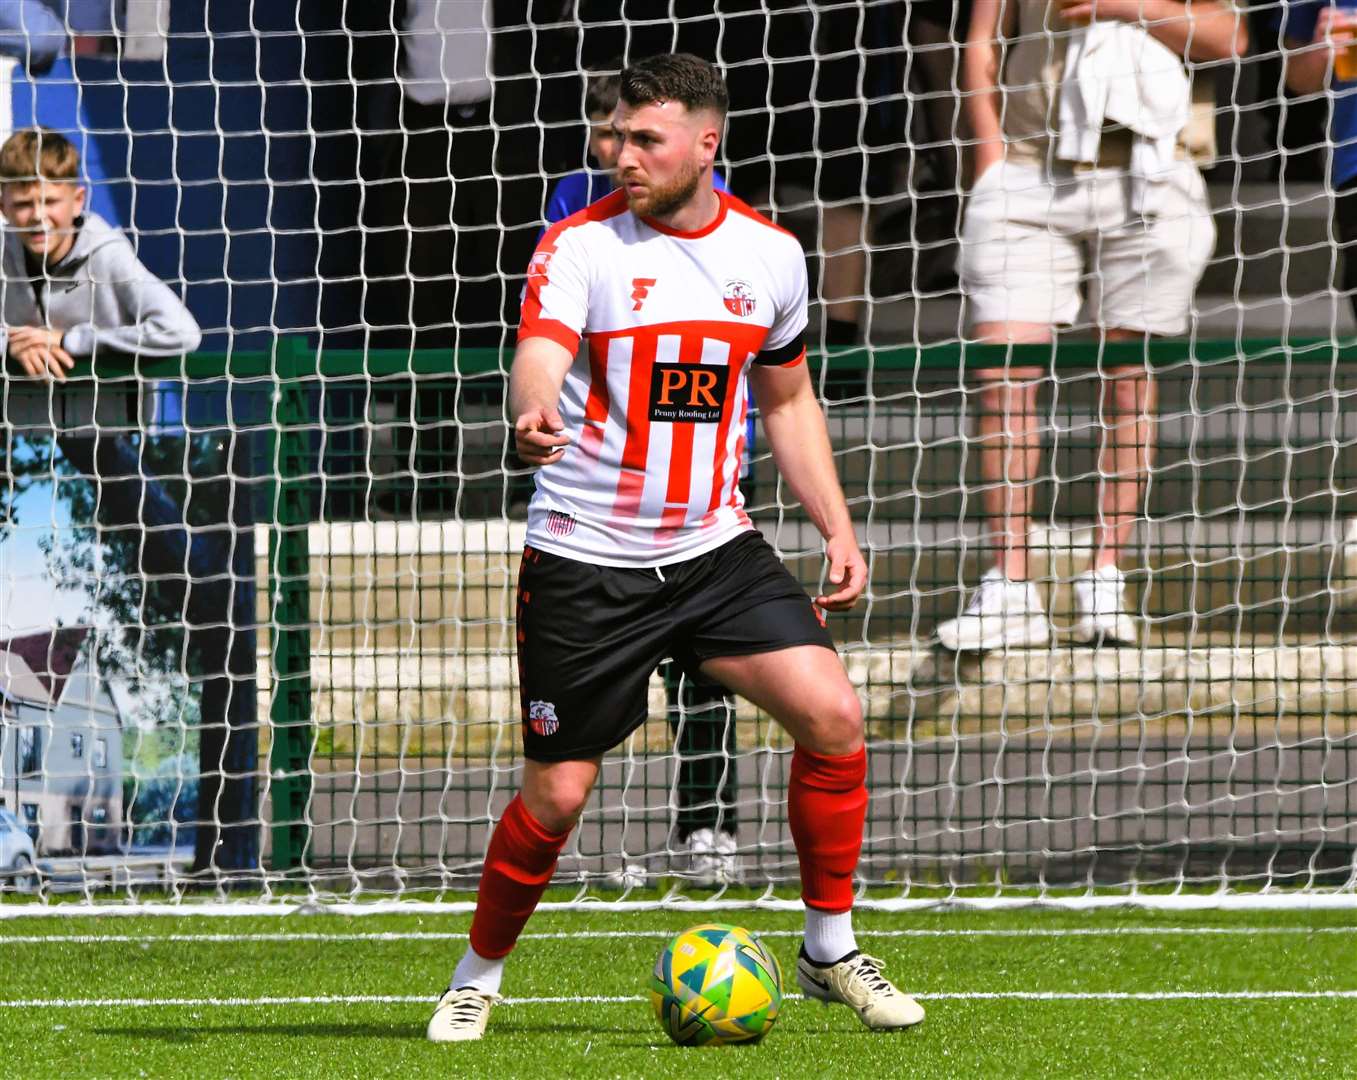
[{"x1": 650, "y1": 923, "x2": 783, "y2": 1046}]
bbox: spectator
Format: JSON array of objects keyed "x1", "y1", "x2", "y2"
[
  {"x1": 0, "y1": 2, "x2": 116, "y2": 141},
  {"x1": 903, "y1": 1, "x2": 973, "y2": 193},
  {"x1": 754, "y1": 3, "x2": 901, "y2": 371},
  {"x1": 939, "y1": 0, "x2": 1245, "y2": 653},
  {"x1": 1281, "y1": 2, "x2": 1357, "y2": 321},
  {"x1": 0, "y1": 1, "x2": 69, "y2": 79},
  {"x1": 0, "y1": 127, "x2": 200, "y2": 381},
  {"x1": 544, "y1": 64, "x2": 740, "y2": 885},
  {"x1": 362, "y1": 0, "x2": 576, "y2": 350},
  {"x1": 359, "y1": 0, "x2": 576, "y2": 518}
]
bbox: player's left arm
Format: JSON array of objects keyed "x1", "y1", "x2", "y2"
[{"x1": 749, "y1": 359, "x2": 866, "y2": 612}]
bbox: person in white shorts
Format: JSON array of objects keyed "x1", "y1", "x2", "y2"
[{"x1": 940, "y1": 0, "x2": 1247, "y2": 652}]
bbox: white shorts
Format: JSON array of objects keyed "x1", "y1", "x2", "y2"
[{"x1": 959, "y1": 160, "x2": 1214, "y2": 336}]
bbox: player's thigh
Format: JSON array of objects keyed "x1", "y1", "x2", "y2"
[
  {"x1": 1096, "y1": 163, "x2": 1214, "y2": 336},
  {"x1": 960, "y1": 162, "x2": 1083, "y2": 329},
  {"x1": 516, "y1": 546, "x2": 670, "y2": 764},
  {"x1": 671, "y1": 532, "x2": 855, "y2": 752},
  {"x1": 699, "y1": 645, "x2": 862, "y2": 756}
]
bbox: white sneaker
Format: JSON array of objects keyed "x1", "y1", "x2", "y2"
[
  {"x1": 685, "y1": 828, "x2": 739, "y2": 886},
  {"x1": 1072, "y1": 565, "x2": 1138, "y2": 646},
  {"x1": 936, "y1": 567, "x2": 1050, "y2": 652},
  {"x1": 796, "y1": 948, "x2": 925, "y2": 1031},
  {"x1": 426, "y1": 988, "x2": 498, "y2": 1043}
]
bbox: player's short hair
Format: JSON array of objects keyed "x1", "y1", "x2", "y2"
[
  {"x1": 0, "y1": 128, "x2": 81, "y2": 184},
  {"x1": 585, "y1": 65, "x2": 622, "y2": 119},
  {"x1": 619, "y1": 53, "x2": 729, "y2": 119}
]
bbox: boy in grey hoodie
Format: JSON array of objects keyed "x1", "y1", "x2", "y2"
[{"x1": 0, "y1": 127, "x2": 200, "y2": 381}]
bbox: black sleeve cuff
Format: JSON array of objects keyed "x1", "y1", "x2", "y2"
[{"x1": 753, "y1": 335, "x2": 805, "y2": 367}]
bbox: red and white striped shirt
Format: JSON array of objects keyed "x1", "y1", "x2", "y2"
[{"x1": 518, "y1": 189, "x2": 808, "y2": 567}]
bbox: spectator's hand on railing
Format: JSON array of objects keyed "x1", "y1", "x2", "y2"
[{"x1": 9, "y1": 326, "x2": 74, "y2": 381}]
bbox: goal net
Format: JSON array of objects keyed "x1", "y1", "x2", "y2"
[{"x1": 2, "y1": 2, "x2": 1356, "y2": 913}]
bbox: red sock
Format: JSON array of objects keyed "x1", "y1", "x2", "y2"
[
  {"x1": 468, "y1": 794, "x2": 572, "y2": 959},
  {"x1": 788, "y1": 745, "x2": 867, "y2": 913}
]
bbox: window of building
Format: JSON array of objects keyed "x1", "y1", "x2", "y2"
[
  {"x1": 71, "y1": 733, "x2": 84, "y2": 759},
  {"x1": 93, "y1": 738, "x2": 108, "y2": 770},
  {"x1": 18, "y1": 726, "x2": 40, "y2": 777}
]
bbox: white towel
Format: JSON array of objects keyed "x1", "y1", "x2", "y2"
[{"x1": 1056, "y1": 19, "x2": 1191, "y2": 214}]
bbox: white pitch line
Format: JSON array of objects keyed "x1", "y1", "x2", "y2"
[
  {"x1": 4, "y1": 990, "x2": 1357, "y2": 1009},
  {"x1": 2, "y1": 925, "x2": 1355, "y2": 947}
]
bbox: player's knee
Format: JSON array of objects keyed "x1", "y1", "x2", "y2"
[
  {"x1": 521, "y1": 773, "x2": 592, "y2": 833},
  {"x1": 799, "y1": 686, "x2": 863, "y2": 756}
]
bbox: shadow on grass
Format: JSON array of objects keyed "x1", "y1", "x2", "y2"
[{"x1": 93, "y1": 1023, "x2": 423, "y2": 1043}]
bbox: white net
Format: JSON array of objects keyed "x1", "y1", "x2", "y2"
[{"x1": 2, "y1": 2, "x2": 1357, "y2": 912}]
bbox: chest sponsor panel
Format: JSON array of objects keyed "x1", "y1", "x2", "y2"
[{"x1": 648, "y1": 362, "x2": 729, "y2": 422}]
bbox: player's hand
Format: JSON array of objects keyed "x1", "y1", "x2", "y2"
[
  {"x1": 514, "y1": 405, "x2": 570, "y2": 466},
  {"x1": 815, "y1": 533, "x2": 867, "y2": 612}
]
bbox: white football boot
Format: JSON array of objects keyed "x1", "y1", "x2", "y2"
[
  {"x1": 796, "y1": 948, "x2": 926, "y2": 1031},
  {"x1": 685, "y1": 828, "x2": 739, "y2": 887},
  {"x1": 426, "y1": 988, "x2": 498, "y2": 1043},
  {"x1": 1072, "y1": 564, "x2": 1138, "y2": 646},
  {"x1": 936, "y1": 567, "x2": 1050, "y2": 652}
]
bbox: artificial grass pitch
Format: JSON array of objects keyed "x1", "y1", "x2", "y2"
[{"x1": 0, "y1": 906, "x2": 1354, "y2": 1079}]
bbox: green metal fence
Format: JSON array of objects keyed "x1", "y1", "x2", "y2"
[{"x1": 41, "y1": 337, "x2": 1357, "y2": 887}]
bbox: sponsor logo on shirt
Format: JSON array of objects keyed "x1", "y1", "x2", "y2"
[
  {"x1": 631, "y1": 277, "x2": 657, "y2": 311},
  {"x1": 723, "y1": 279, "x2": 756, "y2": 317},
  {"x1": 527, "y1": 700, "x2": 560, "y2": 736},
  {"x1": 649, "y1": 363, "x2": 728, "y2": 423}
]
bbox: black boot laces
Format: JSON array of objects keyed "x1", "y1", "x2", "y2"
[{"x1": 853, "y1": 954, "x2": 897, "y2": 996}]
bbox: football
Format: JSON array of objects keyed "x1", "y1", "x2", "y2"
[{"x1": 650, "y1": 923, "x2": 783, "y2": 1046}]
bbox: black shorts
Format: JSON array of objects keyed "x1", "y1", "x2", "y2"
[{"x1": 515, "y1": 531, "x2": 835, "y2": 762}]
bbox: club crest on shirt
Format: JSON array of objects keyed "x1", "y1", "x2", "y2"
[
  {"x1": 723, "y1": 279, "x2": 756, "y2": 317},
  {"x1": 527, "y1": 700, "x2": 560, "y2": 736}
]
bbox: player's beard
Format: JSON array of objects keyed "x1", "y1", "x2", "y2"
[{"x1": 621, "y1": 156, "x2": 702, "y2": 219}]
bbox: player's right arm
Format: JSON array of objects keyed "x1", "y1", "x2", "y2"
[
  {"x1": 510, "y1": 336, "x2": 573, "y2": 465},
  {"x1": 513, "y1": 216, "x2": 593, "y2": 466}
]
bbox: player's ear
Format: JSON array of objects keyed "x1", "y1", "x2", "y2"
[{"x1": 698, "y1": 121, "x2": 721, "y2": 166}]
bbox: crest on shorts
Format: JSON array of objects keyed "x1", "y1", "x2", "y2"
[
  {"x1": 528, "y1": 700, "x2": 560, "y2": 736},
  {"x1": 546, "y1": 510, "x2": 576, "y2": 538},
  {"x1": 723, "y1": 279, "x2": 756, "y2": 317}
]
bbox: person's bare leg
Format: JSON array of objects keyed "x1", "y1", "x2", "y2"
[
  {"x1": 1093, "y1": 331, "x2": 1158, "y2": 571},
  {"x1": 971, "y1": 321, "x2": 1052, "y2": 581},
  {"x1": 701, "y1": 645, "x2": 862, "y2": 756}
]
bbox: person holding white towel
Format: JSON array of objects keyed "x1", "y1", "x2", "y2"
[{"x1": 940, "y1": 0, "x2": 1247, "y2": 653}]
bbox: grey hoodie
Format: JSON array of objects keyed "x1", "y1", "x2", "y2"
[{"x1": 1, "y1": 211, "x2": 202, "y2": 360}]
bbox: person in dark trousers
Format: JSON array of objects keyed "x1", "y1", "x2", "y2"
[{"x1": 360, "y1": 0, "x2": 578, "y2": 517}]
